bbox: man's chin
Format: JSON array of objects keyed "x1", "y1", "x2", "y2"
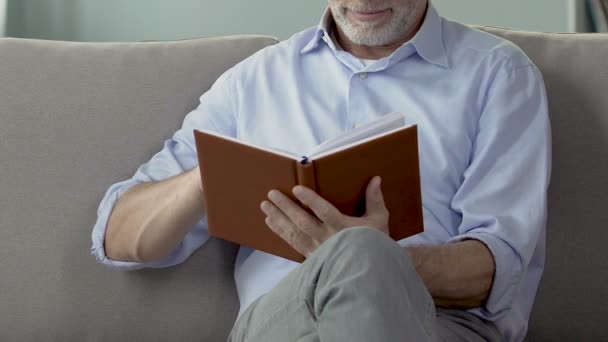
[{"x1": 342, "y1": 30, "x2": 391, "y2": 47}]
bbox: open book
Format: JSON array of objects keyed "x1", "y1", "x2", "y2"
[{"x1": 194, "y1": 112, "x2": 423, "y2": 262}]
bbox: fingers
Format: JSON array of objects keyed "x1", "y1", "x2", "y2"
[
  {"x1": 292, "y1": 186, "x2": 343, "y2": 227},
  {"x1": 267, "y1": 190, "x2": 323, "y2": 234},
  {"x1": 365, "y1": 176, "x2": 387, "y2": 215},
  {"x1": 261, "y1": 199, "x2": 316, "y2": 257}
]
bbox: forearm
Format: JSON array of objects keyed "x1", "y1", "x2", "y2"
[
  {"x1": 406, "y1": 239, "x2": 495, "y2": 309},
  {"x1": 105, "y1": 167, "x2": 205, "y2": 263}
]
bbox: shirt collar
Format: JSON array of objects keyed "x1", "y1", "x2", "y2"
[
  {"x1": 300, "y1": 8, "x2": 334, "y2": 54},
  {"x1": 300, "y1": 2, "x2": 449, "y2": 69}
]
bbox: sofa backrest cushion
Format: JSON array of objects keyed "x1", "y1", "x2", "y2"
[
  {"x1": 477, "y1": 28, "x2": 608, "y2": 341},
  {"x1": 0, "y1": 35, "x2": 277, "y2": 341},
  {"x1": 2, "y1": 28, "x2": 607, "y2": 341}
]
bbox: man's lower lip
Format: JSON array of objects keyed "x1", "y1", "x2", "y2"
[{"x1": 350, "y1": 9, "x2": 390, "y2": 22}]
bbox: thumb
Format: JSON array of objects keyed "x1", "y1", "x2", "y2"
[{"x1": 365, "y1": 176, "x2": 387, "y2": 215}]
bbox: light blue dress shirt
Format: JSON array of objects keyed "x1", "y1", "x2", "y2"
[{"x1": 91, "y1": 4, "x2": 551, "y2": 341}]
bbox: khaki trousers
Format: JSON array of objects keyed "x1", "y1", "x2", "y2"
[{"x1": 229, "y1": 227, "x2": 503, "y2": 342}]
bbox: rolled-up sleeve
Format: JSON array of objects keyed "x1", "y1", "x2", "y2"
[
  {"x1": 90, "y1": 68, "x2": 239, "y2": 270},
  {"x1": 448, "y1": 64, "x2": 551, "y2": 320}
]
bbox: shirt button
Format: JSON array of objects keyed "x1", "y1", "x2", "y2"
[{"x1": 359, "y1": 72, "x2": 368, "y2": 80}]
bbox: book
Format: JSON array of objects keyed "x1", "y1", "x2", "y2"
[{"x1": 193, "y1": 112, "x2": 424, "y2": 262}]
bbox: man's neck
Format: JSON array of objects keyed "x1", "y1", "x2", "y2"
[{"x1": 332, "y1": 6, "x2": 427, "y2": 60}]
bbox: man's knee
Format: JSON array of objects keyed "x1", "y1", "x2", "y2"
[
  {"x1": 330, "y1": 226, "x2": 392, "y2": 249},
  {"x1": 315, "y1": 226, "x2": 409, "y2": 267},
  {"x1": 309, "y1": 227, "x2": 432, "y2": 330}
]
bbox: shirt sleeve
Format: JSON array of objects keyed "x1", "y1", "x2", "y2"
[
  {"x1": 90, "y1": 68, "x2": 239, "y2": 270},
  {"x1": 448, "y1": 64, "x2": 551, "y2": 320}
]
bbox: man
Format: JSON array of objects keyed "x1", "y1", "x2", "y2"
[{"x1": 91, "y1": 0, "x2": 551, "y2": 341}]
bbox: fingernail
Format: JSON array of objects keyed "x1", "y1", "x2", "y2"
[
  {"x1": 268, "y1": 190, "x2": 279, "y2": 201},
  {"x1": 293, "y1": 186, "x2": 304, "y2": 197},
  {"x1": 260, "y1": 201, "x2": 270, "y2": 211}
]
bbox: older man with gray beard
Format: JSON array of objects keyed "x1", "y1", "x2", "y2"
[{"x1": 91, "y1": 1, "x2": 551, "y2": 341}]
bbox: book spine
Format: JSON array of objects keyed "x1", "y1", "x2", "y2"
[{"x1": 296, "y1": 158, "x2": 317, "y2": 192}]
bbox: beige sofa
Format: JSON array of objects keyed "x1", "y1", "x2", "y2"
[{"x1": 0, "y1": 28, "x2": 606, "y2": 341}]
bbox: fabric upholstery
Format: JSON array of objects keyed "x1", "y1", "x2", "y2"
[
  {"x1": 1, "y1": 27, "x2": 607, "y2": 341},
  {"x1": 478, "y1": 28, "x2": 608, "y2": 341},
  {"x1": 0, "y1": 36, "x2": 277, "y2": 341}
]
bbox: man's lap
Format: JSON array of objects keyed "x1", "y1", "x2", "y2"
[
  {"x1": 230, "y1": 298, "x2": 501, "y2": 342},
  {"x1": 228, "y1": 227, "x2": 502, "y2": 342}
]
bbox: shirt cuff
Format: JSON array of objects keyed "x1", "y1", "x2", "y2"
[{"x1": 448, "y1": 231, "x2": 523, "y2": 321}]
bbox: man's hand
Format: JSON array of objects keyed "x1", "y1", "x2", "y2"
[
  {"x1": 260, "y1": 176, "x2": 389, "y2": 258},
  {"x1": 260, "y1": 176, "x2": 495, "y2": 308}
]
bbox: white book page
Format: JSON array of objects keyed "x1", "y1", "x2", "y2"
[
  {"x1": 196, "y1": 112, "x2": 408, "y2": 164},
  {"x1": 307, "y1": 112, "x2": 407, "y2": 159},
  {"x1": 309, "y1": 125, "x2": 412, "y2": 161}
]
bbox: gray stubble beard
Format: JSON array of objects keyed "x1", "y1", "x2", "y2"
[{"x1": 330, "y1": 3, "x2": 419, "y2": 47}]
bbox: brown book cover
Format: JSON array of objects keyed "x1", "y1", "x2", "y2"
[{"x1": 194, "y1": 122, "x2": 423, "y2": 263}]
